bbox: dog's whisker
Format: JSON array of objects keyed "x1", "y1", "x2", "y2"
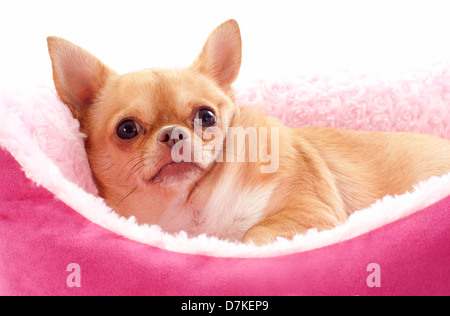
[{"x1": 118, "y1": 186, "x2": 138, "y2": 205}]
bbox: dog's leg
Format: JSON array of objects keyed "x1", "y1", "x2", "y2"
[{"x1": 242, "y1": 197, "x2": 346, "y2": 246}]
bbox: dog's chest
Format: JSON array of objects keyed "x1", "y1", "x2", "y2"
[{"x1": 158, "y1": 180, "x2": 276, "y2": 242}]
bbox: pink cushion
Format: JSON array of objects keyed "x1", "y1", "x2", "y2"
[{"x1": 1, "y1": 148, "x2": 449, "y2": 295}]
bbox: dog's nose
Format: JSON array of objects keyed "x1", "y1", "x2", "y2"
[{"x1": 157, "y1": 126, "x2": 190, "y2": 148}]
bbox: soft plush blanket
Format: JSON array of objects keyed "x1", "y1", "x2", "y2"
[{"x1": 1, "y1": 67, "x2": 449, "y2": 296}]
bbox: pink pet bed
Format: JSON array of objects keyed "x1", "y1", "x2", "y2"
[{"x1": 1, "y1": 67, "x2": 450, "y2": 296}]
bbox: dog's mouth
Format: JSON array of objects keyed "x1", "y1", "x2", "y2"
[{"x1": 149, "y1": 161, "x2": 202, "y2": 183}]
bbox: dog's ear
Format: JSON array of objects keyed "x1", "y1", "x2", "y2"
[
  {"x1": 47, "y1": 37, "x2": 115, "y2": 120},
  {"x1": 191, "y1": 19, "x2": 242, "y2": 91}
]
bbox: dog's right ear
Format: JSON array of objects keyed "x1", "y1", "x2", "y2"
[
  {"x1": 47, "y1": 37, "x2": 115, "y2": 120},
  {"x1": 191, "y1": 20, "x2": 242, "y2": 95}
]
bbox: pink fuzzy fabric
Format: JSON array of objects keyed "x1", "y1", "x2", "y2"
[
  {"x1": 1, "y1": 67, "x2": 450, "y2": 295},
  {"x1": 236, "y1": 71, "x2": 450, "y2": 137}
]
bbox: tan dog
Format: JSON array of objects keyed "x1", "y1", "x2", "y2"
[{"x1": 48, "y1": 20, "x2": 450, "y2": 245}]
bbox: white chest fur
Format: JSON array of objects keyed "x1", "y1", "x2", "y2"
[{"x1": 157, "y1": 179, "x2": 276, "y2": 242}]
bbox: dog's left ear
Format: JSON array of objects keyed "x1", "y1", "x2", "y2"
[
  {"x1": 191, "y1": 19, "x2": 242, "y2": 91},
  {"x1": 47, "y1": 36, "x2": 115, "y2": 122}
]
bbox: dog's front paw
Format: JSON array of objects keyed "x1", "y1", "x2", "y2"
[{"x1": 241, "y1": 226, "x2": 278, "y2": 246}]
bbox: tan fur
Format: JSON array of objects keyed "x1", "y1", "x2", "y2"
[{"x1": 47, "y1": 20, "x2": 450, "y2": 246}]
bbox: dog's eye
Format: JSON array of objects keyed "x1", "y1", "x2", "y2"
[
  {"x1": 116, "y1": 120, "x2": 142, "y2": 140},
  {"x1": 194, "y1": 108, "x2": 217, "y2": 128}
]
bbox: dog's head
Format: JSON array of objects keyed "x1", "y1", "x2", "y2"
[{"x1": 48, "y1": 20, "x2": 242, "y2": 217}]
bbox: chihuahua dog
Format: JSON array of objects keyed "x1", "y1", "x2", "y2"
[{"x1": 48, "y1": 20, "x2": 450, "y2": 245}]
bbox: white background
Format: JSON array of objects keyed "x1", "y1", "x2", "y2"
[{"x1": 2, "y1": 0, "x2": 450, "y2": 87}]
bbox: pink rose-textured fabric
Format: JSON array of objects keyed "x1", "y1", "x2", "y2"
[{"x1": 1, "y1": 67, "x2": 450, "y2": 296}]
